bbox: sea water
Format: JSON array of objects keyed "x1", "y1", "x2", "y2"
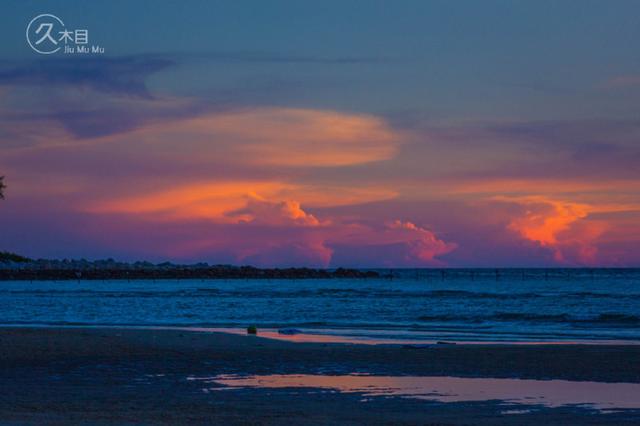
[{"x1": 1, "y1": 269, "x2": 639, "y2": 344}]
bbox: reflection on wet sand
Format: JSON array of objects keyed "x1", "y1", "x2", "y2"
[
  {"x1": 190, "y1": 374, "x2": 640, "y2": 411},
  {"x1": 188, "y1": 327, "x2": 640, "y2": 345}
]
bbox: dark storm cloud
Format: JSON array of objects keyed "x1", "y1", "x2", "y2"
[
  {"x1": 0, "y1": 55, "x2": 175, "y2": 98},
  {"x1": 0, "y1": 50, "x2": 381, "y2": 96}
]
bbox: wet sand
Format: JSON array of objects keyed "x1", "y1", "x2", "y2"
[{"x1": 1, "y1": 327, "x2": 639, "y2": 425}]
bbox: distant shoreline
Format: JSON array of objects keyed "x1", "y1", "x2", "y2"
[
  {"x1": 1, "y1": 262, "x2": 638, "y2": 281},
  {"x1": 0, "y1": 266, "x2": 380, "y2": 281}
]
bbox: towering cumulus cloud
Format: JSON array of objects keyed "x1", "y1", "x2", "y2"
[
  {"x1": 327, "y1": 220, "x2": 456, "y2": 267},
  {"x1": 495, "y1": 196, "x2": 608, "y2": 265},
  {"x1": 226, "y1": 196, "x2": 321, "y2": 227}
]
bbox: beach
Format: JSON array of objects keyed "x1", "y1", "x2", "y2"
[{"x1": 1, "y1": 327, "x2": 639, "y2": 425}]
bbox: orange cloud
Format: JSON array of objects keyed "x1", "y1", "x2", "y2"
[
  {"x1": 226, "y1": 195, "x2": 322, "y2": 226},
  {"x1": 497, "y1": 196, "x2": 589, "y2": 245},
  {"x1": 88, "y1": 181, "x2": 292, "y2": 222},
  {"x1": 88, "y1": 180, "x2": 396, "y2": 222},
  {"x1": 495, "y1": 196, "x2": 607, "y2": 264},
  {"x1": 76, "y1": 106, "x2": 401, "y2": 229},
  {"x1": 116, "y1": 107, "x2": 400, "y2": 168}
]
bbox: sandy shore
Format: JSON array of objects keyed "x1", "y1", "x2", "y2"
[{"x1": 1, "y1": 327, "x2": 639, "y2": 425}]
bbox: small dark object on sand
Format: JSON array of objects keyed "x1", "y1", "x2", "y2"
[
  {"x1": 436, "y1": 341, "x2": 456, "y2": 345},
  {"x1": 247, "y1": 325, "x2": 258, "y2": 335}
]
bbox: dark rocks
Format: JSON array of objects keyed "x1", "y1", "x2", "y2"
[{"x1": 0, "y1": 258, "x2": 380, "y2": 281}]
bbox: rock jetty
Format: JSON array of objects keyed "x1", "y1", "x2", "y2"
[{"x1": 0, "y1": 254, "x2": 379, "y2": 281}]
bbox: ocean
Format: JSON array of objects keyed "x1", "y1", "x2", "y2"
[{"x1": 1, "y1": 269, "x2": 639, "y2": 344}]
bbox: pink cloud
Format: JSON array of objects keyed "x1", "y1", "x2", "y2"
[
  {"x1": 80, "y1": 192, "x2": 456, "y2": 267},
  {"x1": 193, "y1": 205, "x2": 456, "y2": 267},
  {"x1": 226, "y1": 195, "x2": 322, "y2": 227},
  {"x1": 325, "y1": 220, "x2": 457, "y2": 267}
]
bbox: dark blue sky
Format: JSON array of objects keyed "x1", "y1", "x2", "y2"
[{"x1": 5, "y1": 0, "x2": 640, "y2": 121}]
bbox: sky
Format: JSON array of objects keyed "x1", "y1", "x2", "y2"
[{"x1": 1, "y1": 0, "x2": 639, "y2": 267}]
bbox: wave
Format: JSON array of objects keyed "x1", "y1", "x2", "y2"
[
  {"x1": 493, "y1": 312, "x2": 572, "y2": 322},
  {"x1": 416, "y1": 313, "x2": 570, "y2": 323},
  {"x1": 591, "y1": 313, "x2": 640, "y2": 324},
  {"x1": 417, "y1": 312, "x2": 640, "y2": 325},
  {"x1": 4, "y1": 287, "x2": 638, "y2": 300}
]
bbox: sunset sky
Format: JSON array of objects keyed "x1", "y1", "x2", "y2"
[{"x1": 1, "y1": 0, "x2": 639, "y2": 267}]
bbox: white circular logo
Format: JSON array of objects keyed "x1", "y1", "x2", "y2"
[{"x1": 26, "y1": 14, "x2": 65, "y2": 55}]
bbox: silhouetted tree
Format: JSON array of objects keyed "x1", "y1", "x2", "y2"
[{"x1": 0, "y1": 176, "x2": 5, "y2": 200}]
